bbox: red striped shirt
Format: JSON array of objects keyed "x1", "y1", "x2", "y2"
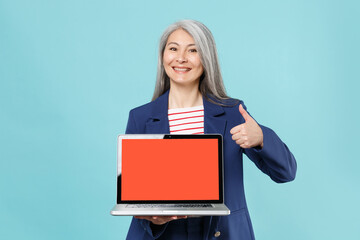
[{"x1": 168, "y1": 105, "x2": 204, "y2": 134}]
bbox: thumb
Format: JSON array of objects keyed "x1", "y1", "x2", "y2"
[{"x1": 239, "y1": 104, "x2": 250, "y2": 122}]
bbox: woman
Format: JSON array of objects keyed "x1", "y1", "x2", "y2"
[{"x1": 125, "y1": 19, "x2": 297, "y2": 240}]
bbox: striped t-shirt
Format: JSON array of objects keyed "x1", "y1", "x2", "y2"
[{"x1": 168, "y1": 105, "x2": 204, "y2": 134}]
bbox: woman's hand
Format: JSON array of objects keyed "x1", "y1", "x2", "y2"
[
  {"x1": 135, "y1": 215, "x2": 188, "y2": 225},
  {"x1": 230, "y1": 104, "x2": 264, "y2": 149}
]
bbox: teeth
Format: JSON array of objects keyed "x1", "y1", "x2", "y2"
[{"x1": 173, "y1": 67, "x2": 190, "y2": 72}]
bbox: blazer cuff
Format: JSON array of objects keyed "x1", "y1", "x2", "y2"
[{"x1": 250, "y1": 125, "x2": 272, "y2": 155}]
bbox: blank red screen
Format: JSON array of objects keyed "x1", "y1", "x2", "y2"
[{"x1": 121, "y1": 139, "x2": 219, "y2": 201}]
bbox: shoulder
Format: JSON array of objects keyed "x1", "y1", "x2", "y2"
[
  {"x1": 209, "y1": 97, "x2": 247, "y2": 113},
  {"x1": 223, "y1": 98, "x2": 248, "y2": 112},
  {"x1": 222, "y1": 98, "x2": 245, "y2": 119},
  {"x1": 129, "y1": 101, "x2": 154, "y2": 116},
  {"x1": 208, "y1": 97, "x2": 249, "y2": 125},
  {"x1": 126, "y1": 100, "x2": 159, "y2": 134},
  {"x1": 205, "y1": 94, "x2": 244, "y2": 109},
  {"x1": 129, "y1": 90, "x2": 169, "y2": 117},
  {"x1": 127, "y1": 101, "x2": 160, "y2": 130}
]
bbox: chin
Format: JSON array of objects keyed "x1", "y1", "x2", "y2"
[{"x1": 171, "y1": 79, "x2": 199, "y2": 86}]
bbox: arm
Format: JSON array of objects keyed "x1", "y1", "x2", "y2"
[
  {"x1": 230, "y1": 103, "x2": 297, "y2": 183},
  {"x1": 244, "y1": 125, "x2": 297, "y2": 183}
]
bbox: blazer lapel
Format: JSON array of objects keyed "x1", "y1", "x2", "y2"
[
  {"x1": 203, "y1": 97, "x2": 227, "y2": 136},
  {"x1": 145, "y1": 90, "x2": 170, "y2": 134}
]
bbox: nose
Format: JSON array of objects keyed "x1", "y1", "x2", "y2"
[{"x1": 176, "y1": 51, "x2": 187, "y2": 63}]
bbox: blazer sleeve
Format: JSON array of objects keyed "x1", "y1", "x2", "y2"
[
  {"x1": 242, "y1": 104, "x2": 297, "y2": 183},
  {"x1": 125, "y1": 109, "x2": 169, "y2": 239}
]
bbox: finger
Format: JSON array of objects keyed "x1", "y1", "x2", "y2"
[
  {"x1": 240, "y1": 142, "x2": 251, "y2": 149},
  {"x1": 230, "y1": 124, "x2": 245, "y2": 135},
  {"x1": 135, "y1": 216, "x2": 168, "y2": 224},
  {"x1": 156, "y1": 215, "x2": 187, "y2": 223},
  {"x1": 235, "y1": 138, "x2": 244, "y2": 146},
  {"x1": 231, "y1": 131, "x2": 245, "y2": 141},
  {"x1": 235, "y1": 136, "x2": 248, "y2": 146},
  {"x1": 136, "y1": 215, "x2": 187, "y2": 225},
  {"x1": 168, "y1": 215, "x2": 187, "y2": 220},
  {"x1": 152, "y1": 216, "x2": 171, "y2": 225},
  {"x1": 232, "y1": 126, "x2": 247, "y2": 139},
  {"x1": 135, "y1": 216, "x2": 156, "y2": 223},
  {"x1": 152, "y1": 216, "x2": 173, "y2": 221},
  {"x1": 134, "y1": 216, "x2": 151, "y2": 220},
  {"x1": 239, "y1": 104, "x2": 251, "y2": 122}
]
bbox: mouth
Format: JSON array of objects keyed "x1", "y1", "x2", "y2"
[{"x1": 172, "y1": 67, "x2": 191, "y2": 73}]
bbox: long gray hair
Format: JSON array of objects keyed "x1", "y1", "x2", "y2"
[{"x1": 152, "y1": 19, "x2": 231, "y2": 104}]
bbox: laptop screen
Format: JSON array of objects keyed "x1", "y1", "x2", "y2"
[{"x1": 117, "y1": 135, "x2": 223, "y2": 203}]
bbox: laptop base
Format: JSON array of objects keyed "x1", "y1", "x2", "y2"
[{"x1": 110, "y1": 203, "x2": 230, "y2": 216}]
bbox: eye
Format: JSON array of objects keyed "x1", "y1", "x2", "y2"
[
  {"x1": 169, "y1": 47, "x2": 177, "y2": 51},
  {"x1": 189, "y1": 48, "x2": 198, "y2": 53}
]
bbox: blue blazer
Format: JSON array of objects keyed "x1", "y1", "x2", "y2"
[{"x1": 125, "y1": 90, "x2": 297, "y2": 240}]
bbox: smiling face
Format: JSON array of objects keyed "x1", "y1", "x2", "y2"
[{"x1": 163, "y1": 29, "x2": 204, "y2": 88}]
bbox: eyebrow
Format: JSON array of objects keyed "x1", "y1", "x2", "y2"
[{"x1": 166, "y1": 42, "x2": 196, "y2": 47}]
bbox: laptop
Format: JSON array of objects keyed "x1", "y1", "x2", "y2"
[{"x1": 110, "y1": 134, "x2": 230, "y2": 216}]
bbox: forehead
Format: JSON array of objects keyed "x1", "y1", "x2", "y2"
[{"x1": 167, "y1": 29, "x2": 195, "y2": 44}]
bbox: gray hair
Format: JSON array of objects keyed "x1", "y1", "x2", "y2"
[{"x1": 152, "y1": 19, "x2": 230, "y2": 104}]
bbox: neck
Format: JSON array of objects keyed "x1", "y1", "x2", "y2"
[{"x1": 168, "y1": 83, "x2": 203, "y2": 109}]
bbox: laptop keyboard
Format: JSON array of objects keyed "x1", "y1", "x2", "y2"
[{"x1": 126, "y1": 204, "x2": 214, "y2": 208}]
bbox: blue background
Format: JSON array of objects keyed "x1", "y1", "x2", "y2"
[{"x1": 1, "y1": 0, "x2": 359, "y2": 239}]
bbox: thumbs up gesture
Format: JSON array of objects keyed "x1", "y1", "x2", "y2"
[{"x1": 230, "y1": 104, "x2": 264, "y2": 149}]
